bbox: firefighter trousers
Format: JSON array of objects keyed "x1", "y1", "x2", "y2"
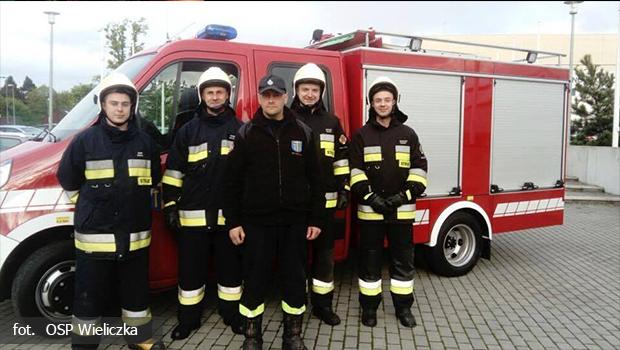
[
  {"x1": 72, "y1": 249, "x2": 151, "y2": 348},
  {"x1": 358, "y1": 223, "x2": 415, "y2": 312},
  {"x1": 310, "y1": 210, "x2": 336, "y2": 309},
  {"x1": 239, "y1": 224, "x2": 307, "y2": 319},
  {"x1": 177, "y1": 226, "x2": 242, "y2": 326}
]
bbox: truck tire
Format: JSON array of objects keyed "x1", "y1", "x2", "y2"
[
  {"x1": 426, "y1": 212, "x2": 482, "y2": 277},
  {"x1": 11, "y1": 240, "x2": 75, "y2": 336}
]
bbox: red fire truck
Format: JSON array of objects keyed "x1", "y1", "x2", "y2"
[{"x1": 0, "y1": 26, "x2": 568, "y2": 330}]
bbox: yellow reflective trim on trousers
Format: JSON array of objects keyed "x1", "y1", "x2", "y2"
[
  {"x1": 128, "y1": 168, "x2": 150, "y2": 177},
  {"x1": 75, "y1": 240, "x2": 116, "y2": 252},
  {"x1": 217, "y1": 216, "x2": 226, "y2": 225},
  {"x1": 84, "y1": 169, "x2": 115, "y2": 180},
  {"x1": 282, "y1": 301, "x2": 306, "y2": 315},
  {"x1": 220, "y1": 146, "x2": 231, "y2": 155},
  {"x1": 129, "y1": 237, "x2": 151, "y2": 251},
  {"x1": 162, "y1": 176, "x2": 183, "y2": 187},
  {"x1": 364, "y1": 153, "x2": 382, "y2": 162},
  {"x1": 334, "y1": 166, "x2": 350, "y2": 176},
  {"x1": 407, "y1": 174, "x2": 428, "y2": 187},
  {"x1": 390, "y1": 285, "x2": 414, "y2": 295},
  {"x1": 218, "y1": 290, "x2": 242, "y2": 301},
  {"x1": 326, "y1": 199, "x2": 337, "y2": 208},
  {"x1": 350, "y1": 173, "x2": 368, "y2": 186},
  {"x1": 178, "y1": 287, "x2": 205, "y2": 306},
  {"x1": 240, "y1": 303, "x2": 265, "y2": 318},
  {"x1": 397, "y1": 210, "x2": 416, "y2": 220},
  {"x1": 122, "y1": 308, "x2": 152, "y2": 326},
  {"x1": 188, "y1": 150, "x2": 208, "y2": 162},
  {"x1": 312, "y1": 279, "x2": 334, "y2": 295}
]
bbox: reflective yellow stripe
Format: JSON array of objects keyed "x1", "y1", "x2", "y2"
[
  {"x1": 75, "y1": 240, "x2": 116, "y2": 252},
  {"x1": 396, "y1": 204, "x2": 416, "y2": 220},
  {"x1": 407, "y1": 174, "x2": 428, "y2": 187},
  {"x1": 217, "y1": 209, "x2": 226, "y2": 226},
  {"x1": 221, "y1": 140, "x2": 234, "y2": 155},
  {"x1": 164, "y1": 201, "x2": 176, "y2": 208},
  {"x1": 405, "y1": 190, "x2": 412, "y2": 201},
  {"x1": 325, "y1": 192, "x2": 338, "y2": 209},
  {"x1": 162, "y1": 176, "x2": 183, "y2": 187},
  {"x1": 359, "y1": 279, "x2": 382, "y2": 296},
  {"x1": 178, "y1": 286, "x2": 205, "y2": 305},
  {"x1": 334, "y1": 166, "x2": 350, "y2": 176},
  {"x1": 129, "y1": 168, "x2": 150, "y2": 177},
  {"x1": 350, "y1": 168, "x2": 369, "y2": 186},
  {"x1": 312, "y1": 279, "x2": 334, "y2": 295},
  {"x1": 84, "y1": 169, "x2": 114, "y2": 180},
  {"x1": 326, "y1": 200, "x2": 337, "y2": 208},
  {"x1": 218, "y1": 285, "x2": 242, "y2": 301},
  {"x1": 240, "y1": 303, "x2": 265, "y2": 318},
  {"x1": 320, "y1": 141, "x2": 335, "y2": 149},
  {"x1": 390, "y1": 279, "x2": 414, "y2": 295},
  {"x1": 282, "y1": 301, "x2": 306, "y2": 315},
  {"x1": 357, "y1": 205, "x2": 383, "y2": 221},
  {"x1": 129, "y1": 236, "x2": 151, "y2": 251},
  {"x1": 179, "y1": 210, "x2": 207, "y2": 227},
  {"x1": 395, "y1": 152, "x2": 410, "y2": 161},
  {"x1": 122, "y1": 308, "x2": 152, "y2": 326},
  {"x1": 67, "y1": 190, "x2": 79, "y2": 204},
  {"x1": 364, "y1": 153, "x2": 382, "y2": 162},
  {"x1": 188, "y1": 151, "x2": 208, "y2": 162}
]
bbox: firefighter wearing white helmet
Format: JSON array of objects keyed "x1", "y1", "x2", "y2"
[
  {"x1": 162, "y1": 66, "x2": 244, "y2": 339},
  {"x1": 290, "y1": 63, "x2": 350, "y2": 326},
  {"x1": 350, "y1": 75, "x2": 428, "y2": 328},
  {"x1": 57, "y1": 72, "x2": 164, "y2": 349}
]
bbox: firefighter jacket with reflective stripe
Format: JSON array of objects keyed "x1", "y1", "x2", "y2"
[
  {"x1": 291, "y1": 98, "x2": 350, "y2": 203},
  {"x1": 162, "y1": 106, "x2": 242, "y2": 228},
  {"x1": 225, "y1": 107, "x2": 325, "y2": 228},
  {"x1": 57, "y1": 115, "x2": 162, "y2": 259},
  {"x1": 349, "y1": 108, "x2": 428, "y2": 223}
]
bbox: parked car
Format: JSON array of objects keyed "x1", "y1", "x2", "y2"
[
  {"x1": 0, "y1": 125, "x2": 44, "y2": 139},
  {"x1": 0, "y1": 134, "x2": 28, "y2": 151}
]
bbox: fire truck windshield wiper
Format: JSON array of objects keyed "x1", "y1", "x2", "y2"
[{"x1": 33, "y1": 128, "x2": 58, "y2": 143}]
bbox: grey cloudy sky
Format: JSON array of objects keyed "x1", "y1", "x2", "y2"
[{"x1": 0, "y1": 1, "x2": 616, "y2": 91}]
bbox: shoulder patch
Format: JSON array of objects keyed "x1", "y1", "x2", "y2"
[{"x1": 339, "y1": 134, "x2": 348, "y2": 145}]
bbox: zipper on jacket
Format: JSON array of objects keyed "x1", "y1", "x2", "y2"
[{"x1": 276, "y1": 137, "x2": 283, "y2": 203}]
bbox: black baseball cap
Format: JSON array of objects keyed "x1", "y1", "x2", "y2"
[{"x1": 258, "y1": 74, "x2": 287, "y2": 94}]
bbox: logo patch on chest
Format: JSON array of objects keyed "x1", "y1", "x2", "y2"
[{"x1": 291, "y1": 140, "x2": 303, "y2": 153}]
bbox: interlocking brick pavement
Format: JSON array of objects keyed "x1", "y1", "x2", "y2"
[{"x1": 0, "y1": 202, "x2": 618, "y2": 349}]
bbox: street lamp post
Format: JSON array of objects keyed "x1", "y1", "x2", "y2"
[
  {"x1": 44, "y1": 11, "x2": 59, "y2": 130},
  {"x1": 564, "y1": 1, "x2": 583, "y2": 98}
]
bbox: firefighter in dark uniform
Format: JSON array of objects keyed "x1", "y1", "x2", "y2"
[
  {"x1": 290, "y1": 63, "x2": 349, "y2": 326},
  {"x1": 226, "y1": 74, "x2": 324, "y2": 350},
  {"x1": 161, "y1": 67, "x2": 244, "y2": 339},
  {"x1": 349, "y1": 76, "x2": 428, "y2": 328},
  {"x1": 57, "y1": 73, "x2": 164, "y2": 349}
]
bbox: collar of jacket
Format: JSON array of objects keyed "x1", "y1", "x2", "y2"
[
  {"x1": 367, "y1": 106, "x2": 409, "y2": 130},
  {"x1": 96, "y1": 113, "x2": 138, "y2": 142},
  {"x1": 196, "y1": 104, "x2": 236, "y2": 126},
  {"x1": 251, "y1": 106, "x2": 296, "y2": 127},
  {"x1": 290, "y1": 95, "x2": 326, "y2": 117}
]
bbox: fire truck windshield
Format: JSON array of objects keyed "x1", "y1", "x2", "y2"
[{"x1": 50, "y1": 53, "x2": 155, "y2": 141}]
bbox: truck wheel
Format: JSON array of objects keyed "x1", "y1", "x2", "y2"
[
  {"x1": 11, "y1": 240, "x2": 75, "y2": 336},
  {"x1": 426, "y1": 212, "x2": 482, "y2": 277}
]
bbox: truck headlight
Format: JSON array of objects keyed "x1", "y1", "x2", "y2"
[{"x1": 0, "y1": 159, "x2": 12, "y2": 189}]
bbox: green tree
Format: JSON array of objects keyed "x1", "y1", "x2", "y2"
[
  {"x1": 571, "y1": 55, "x2": 615, "y2": 146},
  {"x1": 19, "y1": 76, "x2": 36, "y2": 99},
  {"x1": 104, "y1": 18, "x2": 149, "y2": 69},
  {"x1": 24, "y1": 86, "x2": 52, "y2": 125}
]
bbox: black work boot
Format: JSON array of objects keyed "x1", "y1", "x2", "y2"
[
  {"x1": 361, "y1": 308, "x2": 377, "y2": 327},
  {"x1": 219, "y1": 301, "x2": 245, "y2": 335},
  {"x1": 282, "y1": 314, "x2": 307, "y2": 350},
  {"x1": 128, "y1": 339, "x2": 166, "y2": 349},
  {"x1": 395, "y1": 308, "x2": 417, "y2": 328},
  {"x1": 312, "y1": 306, "x2": 341, "y2": 326},
  {"x1": 242, "y1": 316, "x2": 263, "y2": 350},
  {"x1": 171, "y1": 322, "x2": 200, "y2": 340}
]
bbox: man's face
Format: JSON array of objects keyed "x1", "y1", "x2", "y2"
[
  {"x1": 296, "y1": 83, "x2": 321, "y2": 106},
  {"x1": 201, "y1": 86, "x2": 229, "y2": 110},
  {"x1": 371, "y1": 90, "x2": 395, "y2": 118},
  {"x1": 258, "y1": 90, "x2": 288, "y2": 118},
  {"x1": 102, "y1": 92, "x2": 132, "y2": 125}
]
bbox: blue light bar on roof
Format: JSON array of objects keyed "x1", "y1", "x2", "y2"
[{"x1": 196, "y1": 24, "x2": 237, "y2": 41}]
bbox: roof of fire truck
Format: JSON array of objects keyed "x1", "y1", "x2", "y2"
[{"x1": 305, "y1": 28, "x2": 567, "y2": 68}]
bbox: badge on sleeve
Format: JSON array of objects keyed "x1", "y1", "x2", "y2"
[{"x1": 339, "y1": 134, "x2": 348, "y2": 145}]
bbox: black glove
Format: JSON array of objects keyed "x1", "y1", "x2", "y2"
[
  {"x1": 163, "y1": 204, "x2": 181, "y2": 233},
  {"x1": 367, "y1": 193, "x2": 393, "y2": 215},
  {"x1": 385, "y1": 192, "x2": 408, "y2": 209},
  {"x1": 336, "y1": 190, "x2": 349, "y2": 210}
]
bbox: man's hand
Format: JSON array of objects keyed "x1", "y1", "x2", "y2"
[
  {"x1": 367, "y1": 193, "x2": 393, "y2": 215},
  {"x1": 306, "y1": 226, "x2": 321, "y2": 240},
  {"x1": 163, "y1": 204, "x2": 182, "y2": 233},
  {"x1": 385, "y1": 192, "x2": 408, "y2": 209},
  {"x1": 229, "y1": 226, "x2": 246, "y2": 245},
  {"x1": 336, "y1": 190, "x2": 349, "y2": 210}
]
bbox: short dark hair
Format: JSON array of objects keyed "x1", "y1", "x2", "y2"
[{"x1": 101, "y1": 85, "x2": 137, "y2": 106}]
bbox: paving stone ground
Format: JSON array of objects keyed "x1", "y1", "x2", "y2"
[{"x1": 1, "y1": 202, "x2": 618, "y2": 349}]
